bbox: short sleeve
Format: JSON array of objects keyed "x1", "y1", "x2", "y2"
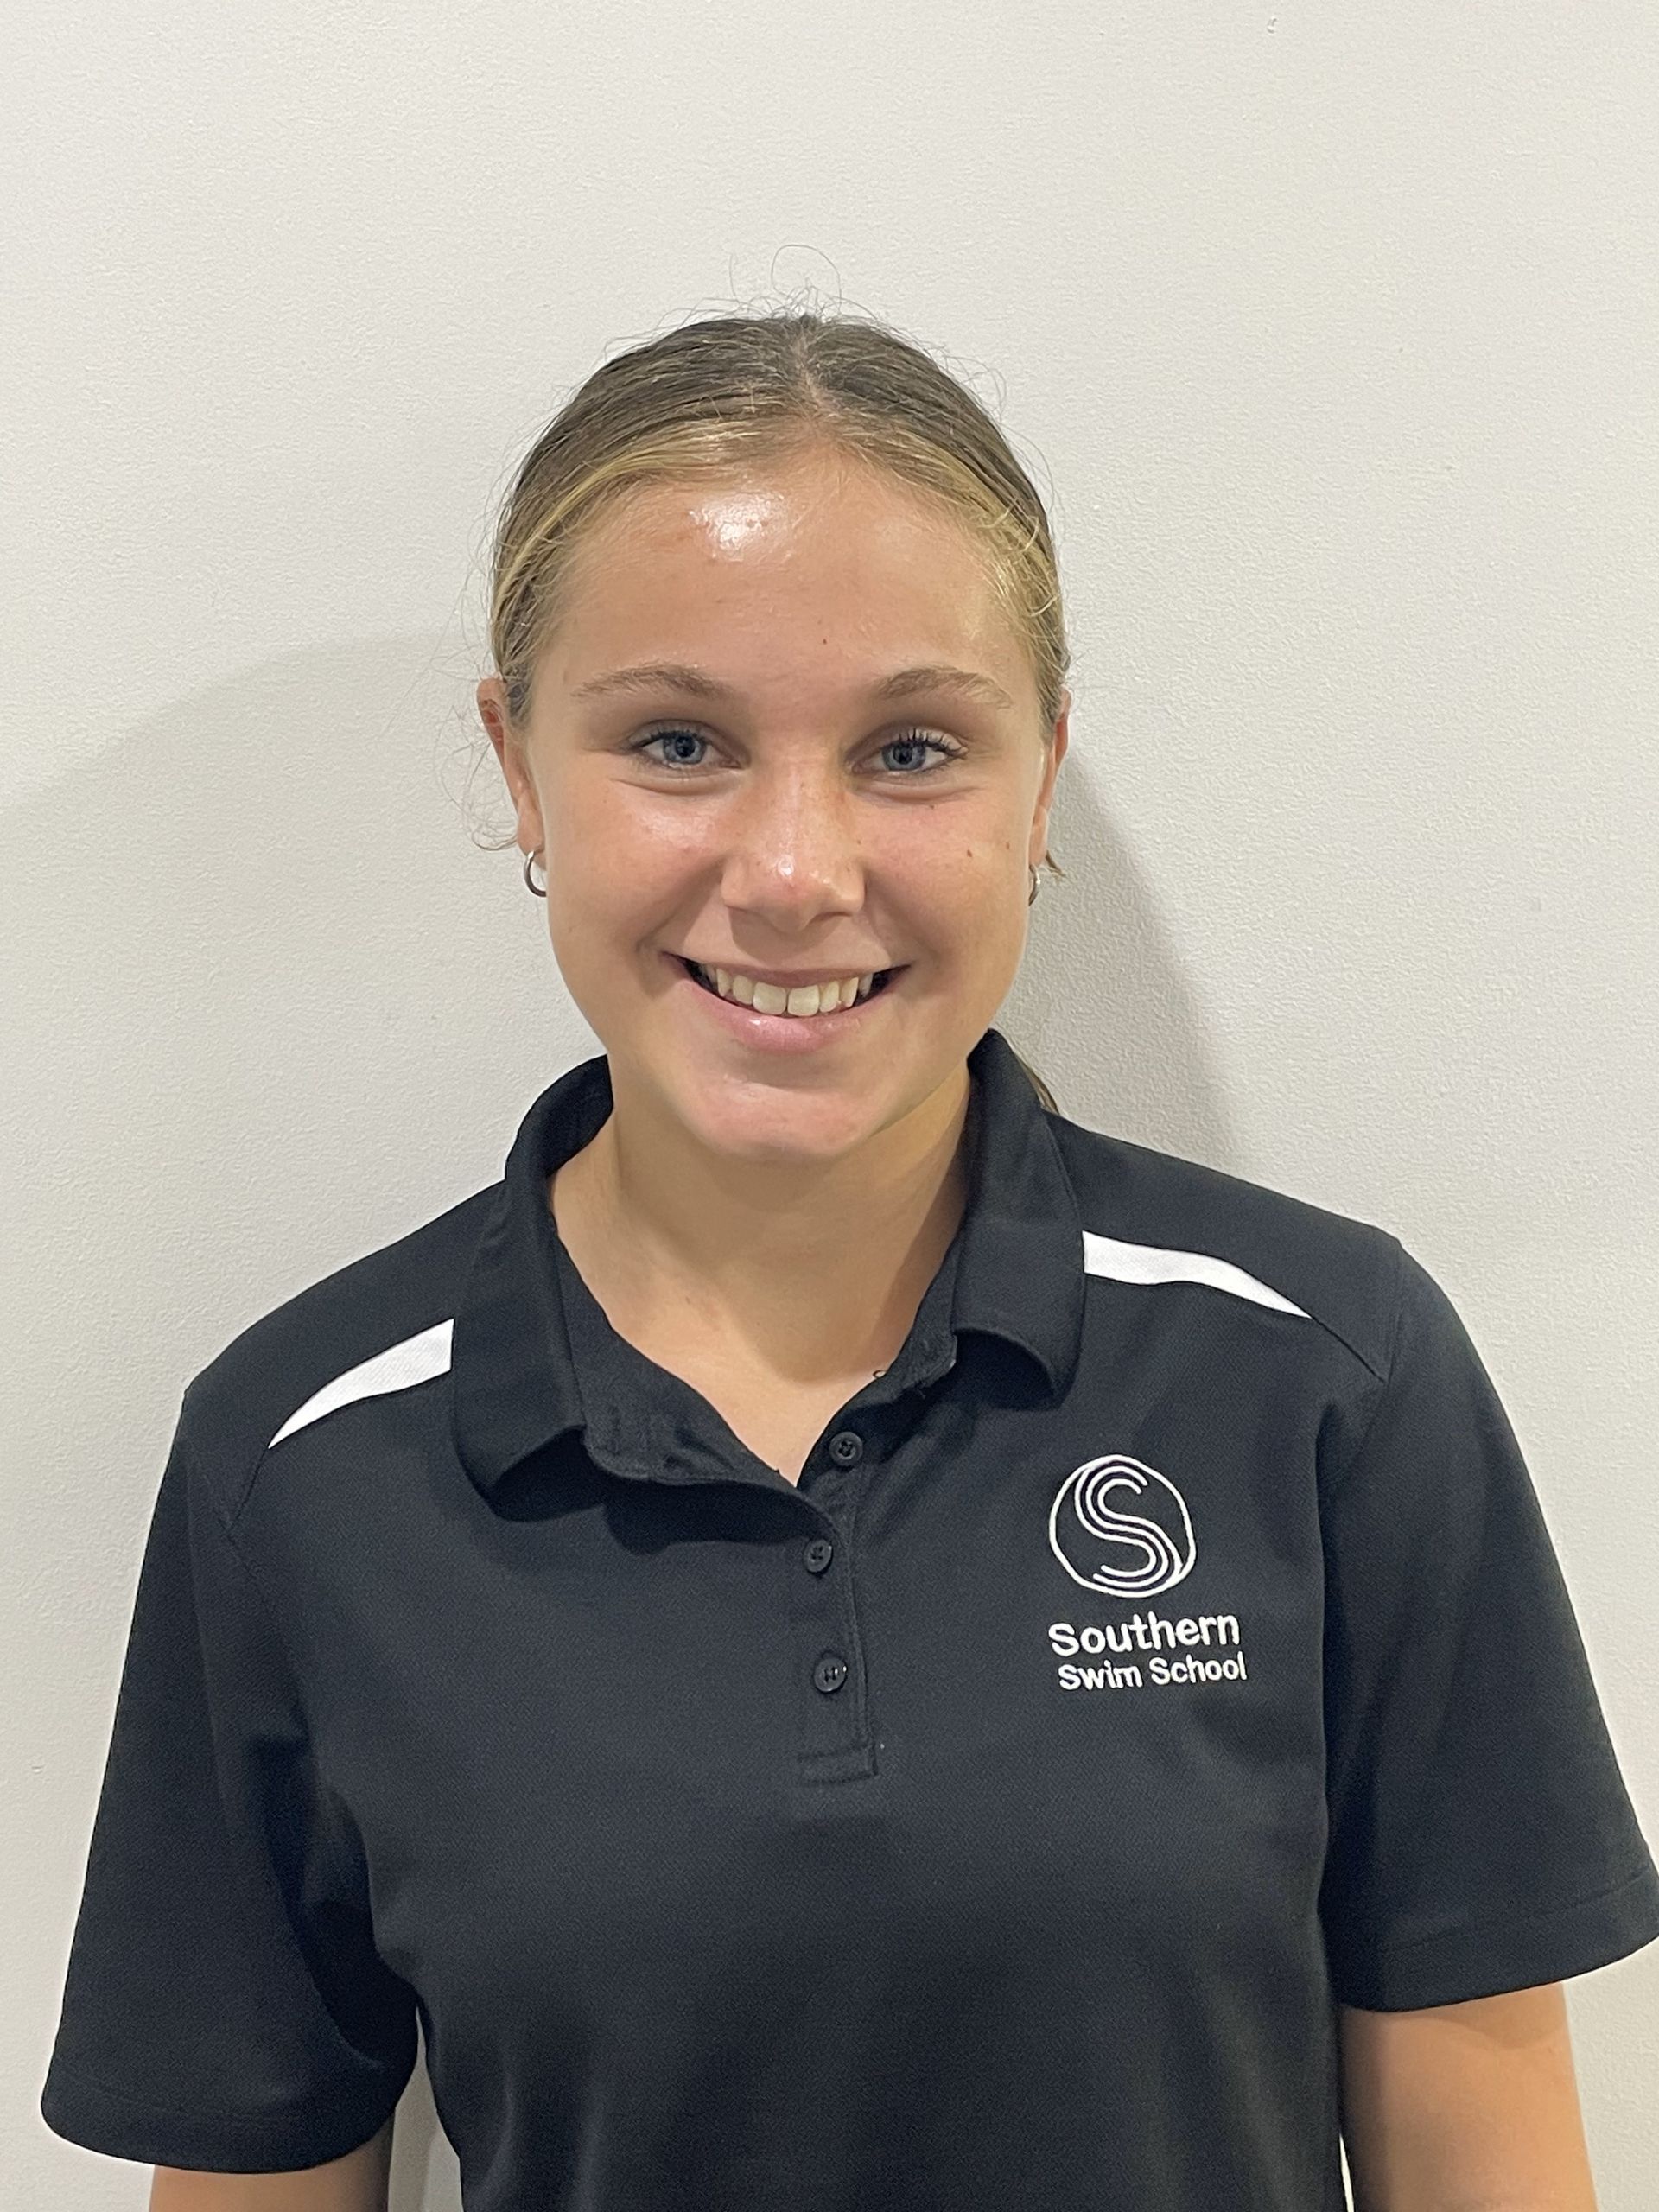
[
  {"x1": 1318, "y1": 1241, "x2": 1659, "y2": 2011},
  {"x1": 40, "y1": 1398, "x2": 418, "y2": 2171}
]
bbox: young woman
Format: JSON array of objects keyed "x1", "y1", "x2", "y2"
[{"x1": 43, "y1": 312, "x2": 1659, "y2": 2211}]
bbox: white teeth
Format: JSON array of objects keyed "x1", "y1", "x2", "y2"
[{"x1": 707, "y1": 965, "x2": 880, "y2": 1016}]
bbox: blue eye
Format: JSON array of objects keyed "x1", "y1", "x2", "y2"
[
  {"x1": 627, "y1": 724, "x2": 967, "y2": 775},
  {"x1": 630, "y1": 727, "x2": 711, "y2": 772}
]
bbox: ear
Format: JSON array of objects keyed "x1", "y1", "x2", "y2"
[
  {"x1": 477, "y1": 678, "x2": 547, "y2": 857},
  {"x1": 1032, "y1": 690, "x2": 1071, "y2": 863}
]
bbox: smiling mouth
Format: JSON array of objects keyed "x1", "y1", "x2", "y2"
[{"x1": 677, "y1": 956, "x2": 901, "y2": 1006}]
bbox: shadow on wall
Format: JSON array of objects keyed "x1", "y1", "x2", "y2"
[
  {"x1": 7, "y1": 638, "x2": 1230, "y2": 2212},
  {"x1": 3, "y1": 638, "x2": 556, "y2": 1393}
]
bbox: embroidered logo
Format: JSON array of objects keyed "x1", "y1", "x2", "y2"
[{"x1": 1048, "y1": 1453, "x2": 1197, "y2": 1599}]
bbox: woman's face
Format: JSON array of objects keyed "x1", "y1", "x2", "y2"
[{"x1": 480, "y1": 445, "x2": 1068, "y2": 1171}]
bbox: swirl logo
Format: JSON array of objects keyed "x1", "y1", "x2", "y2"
[{"x1": 1048, "y1": 1453, "x2": 1197, "y2": 1599}]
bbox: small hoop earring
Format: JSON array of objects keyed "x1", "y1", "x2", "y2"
[{"x1": 1028, "y1": 862, "x2": 1042, "y2": 906}]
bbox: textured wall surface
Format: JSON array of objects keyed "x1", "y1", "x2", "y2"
[{"x1": 5, "y1": 4, "x2": 1656, "y2": 2206}]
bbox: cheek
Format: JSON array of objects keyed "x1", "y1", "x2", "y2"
[
  {"x1": 562, "y1": 779, "x2": 709, "y2": 874},
  {"x1": 547, "y1": 791, "x2": 685, "y2": 894},
  {"x1": 920, "y1": 839, "x2": 1018, "y2": 907}
]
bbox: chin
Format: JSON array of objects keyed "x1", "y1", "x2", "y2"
[{"x1": 671, "y1": 1077, "x2": 896, "y2": 1161}]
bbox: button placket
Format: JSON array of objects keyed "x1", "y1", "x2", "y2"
[{"x1": 785, "y1": 1427, "x2": 874, "y2": 1773}]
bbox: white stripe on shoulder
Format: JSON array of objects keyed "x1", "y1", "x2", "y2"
[
  {"x1": 1081, "y1": 1230, "x2": 1310, "y2": 1319},
  {"x1": 268, "y1": 1318, "x2": 455, "y2": 1450}
]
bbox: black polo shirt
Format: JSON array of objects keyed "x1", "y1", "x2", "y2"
[{"x1": 41, "y1": 1025, "x2": 1659, "y2": 2209}]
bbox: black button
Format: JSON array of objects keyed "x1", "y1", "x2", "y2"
[
  {"x1": 803, "y1": 1537, "x2": 834, "y2": 1574},
  {"x1": 829, "y1": 1430, "x2": 863, "y2": 1466},
  {"x1": 813, "y1": 1653, "x2": 849, "y2": 1694}
]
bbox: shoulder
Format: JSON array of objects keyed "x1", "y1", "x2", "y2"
[
  {"x1": 174, "y1": 1178, "x2": 502, "y2": 1526},
  {"x1": 1042, "y1": 1106, "x2": 1405, "y2": 1386}
]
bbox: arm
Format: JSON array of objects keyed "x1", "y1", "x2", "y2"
[
  {"x1": 1338, "y1": 1983, "x2": 1599, "y2": 2210},
  {"x1": 149, "y1": 2113, "x2": 394, "y2": 2212}
]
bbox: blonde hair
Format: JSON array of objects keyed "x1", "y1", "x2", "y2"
[{"x1": 480, "y1": 308, "x2": 1069, "y2": 1111}]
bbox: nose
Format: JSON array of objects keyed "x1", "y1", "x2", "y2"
[{"x1": 717, "y1": 763, "x2": 866, "y2": 925}]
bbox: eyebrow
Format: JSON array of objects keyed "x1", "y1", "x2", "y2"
[{"x1": 570, "y1": 660, "x2": 1016, "y2": 712}]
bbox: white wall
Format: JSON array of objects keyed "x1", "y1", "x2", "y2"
[{"x1": 6, "y1": 3, "x2": 1656, "y2": 2204}]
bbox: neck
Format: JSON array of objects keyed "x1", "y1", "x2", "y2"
[{"x1": 550, "y1": 1060, "x2": 973, "y2": 1386}]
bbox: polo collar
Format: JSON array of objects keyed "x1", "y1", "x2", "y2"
[{"x1": 450, "y1": 1026, "x2": 1085, "y2": 1499}]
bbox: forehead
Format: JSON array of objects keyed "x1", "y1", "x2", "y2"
[{"x1": 548, "y1": 453, "x2": 1023, "y2": 692}]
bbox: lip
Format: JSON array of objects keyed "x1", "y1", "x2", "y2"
[{"x1": 664, "y1": 951, "x2": 902, "y2": 1052}]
